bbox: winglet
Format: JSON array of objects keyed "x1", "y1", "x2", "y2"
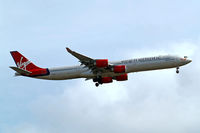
[
  {"x1": 65, "y1": 47, "x2": 93, "y2": 61},
  {"x1": 66, "y1": 47, "x2": 72, "y2": 53}
]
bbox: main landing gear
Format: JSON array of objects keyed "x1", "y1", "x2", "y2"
[
  {"x1": 93, "y1": 76, "x2": 102, "y2": 87},
  {"x1": 176, "y1": 67, "x2": 179, "y2": 74},
  {"x1": 95, "y1": 83, "x2": 99, "y2": 87}
]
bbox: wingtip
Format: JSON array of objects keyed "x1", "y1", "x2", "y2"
[
  {"x1": 66, "y1": 47, "x2": 69, "y2": 51},
  {"x1": 66, "y1": 47, "x2": 72, "y2": 53},
  {"x1": 9, "y1": 66, "x2": 14, "y2": 69}
]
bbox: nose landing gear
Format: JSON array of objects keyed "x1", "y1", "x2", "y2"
[{"x1": 176, "y1": 67, "x2": 179, "y2": 74}]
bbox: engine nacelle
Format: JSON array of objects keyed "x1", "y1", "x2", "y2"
[
  {"x1": 116, "y1": 74, "x2": 128, "y2": 81},
  {"x1": 95, "y1": 59, "x2": 108, "y2": 68},
  {"x1": 101, "y1": 77, "x2": 113, "y2": 83},
  {"x1": 113, "y1": 65, "x2": 126, "y2": 73}
]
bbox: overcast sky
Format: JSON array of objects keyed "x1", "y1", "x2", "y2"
[{"x1": 1, "y1": 0, "x2": 200, "y2": 133}]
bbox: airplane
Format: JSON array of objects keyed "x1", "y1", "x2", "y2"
[{"x1": 10, "y1": 48, "x2": 192, "y2": 87}]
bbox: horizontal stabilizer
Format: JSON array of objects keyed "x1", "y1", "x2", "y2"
[{"x1": 9, "y1": 66, "x2": 32, "y2": 75}]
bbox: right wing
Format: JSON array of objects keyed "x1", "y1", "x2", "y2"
[
  {"x1": 66, "y1": 47, "x2": 112, "y2": 74},
  {"x1": 66, "y1": 48, "x2": 94, "y2": 67}
]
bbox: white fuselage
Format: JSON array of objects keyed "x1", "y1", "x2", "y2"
[{"x1": 34, "y1": 55, "x2": 191, "y2": 80}]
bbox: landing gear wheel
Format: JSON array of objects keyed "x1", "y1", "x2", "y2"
[
  {"x1": 95, "y1": 83, "x2": 99, "y2": 87},
  {"x1": 176, "y1": 67, "x2": 179, "y2": 74},
  {"x1": 176, "y1": 70, "x2": 179, "y2": 74}
]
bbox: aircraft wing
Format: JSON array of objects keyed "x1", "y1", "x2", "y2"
[
  {"x1": 66, "y1": 47, "x2": 112, "y2": 74},
  {"x1": 66, "y1": 47, "x2": 93, "y2": 62}
]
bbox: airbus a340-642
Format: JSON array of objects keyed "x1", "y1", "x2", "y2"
[{"x1": 10, "y1": 48, "x2": 192, "y2": 87}]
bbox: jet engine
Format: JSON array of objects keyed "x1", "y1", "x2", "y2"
[
  {"x1": 101, "y1": 77, "x2": 113, "y2": 83},
  {"x1": 113, "y1": 65, "x2": 126, "y2": 73},
  {"x1": 116, "y1": 74, "x2": 128, "y2": 81},
  {"x1": 93, "y1": 77, "x2": 113, "y2": 84},
  {"x1": 95, "y1": 59, "x2": 108, "y2": 68}
]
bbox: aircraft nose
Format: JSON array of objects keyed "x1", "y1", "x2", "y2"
[
  {"x1": 180, "y1": 56, "x2": 192, "y2": 64},
  {"x1": 187, "y1": 59, "x2": 192, "y2": 63}
]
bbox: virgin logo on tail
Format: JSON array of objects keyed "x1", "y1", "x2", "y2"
[{"x1": 17, "y1": 57, "x2": 31, "y2": 70}]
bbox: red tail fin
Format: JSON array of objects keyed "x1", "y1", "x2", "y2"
[
  {"x1": 10, "y1": 51, "x2": 49, "y2": 76},
  {"x1": 10, "y1": 51, "x2": 41, "y2": 71}
]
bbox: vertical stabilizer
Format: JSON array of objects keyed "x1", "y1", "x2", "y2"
[
  {"x1": 10, "y1": 51, "x2": 49, "y2": 76},
  {"x1": 10, "y1": 51, "x2": 40, "y2": 71}
]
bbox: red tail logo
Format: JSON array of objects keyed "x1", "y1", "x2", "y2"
[
  {"x1": 10, "y1": 51, "x2": 40, "y2": 71},
  {"x1": 17, "y1": 57, "x2": 31, "y2": 70},
  {"x1": 10, "y1": 51, "x2": 49, "y2": 76}
]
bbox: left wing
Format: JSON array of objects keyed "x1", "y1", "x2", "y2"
[{"x1": 66, "y1": 47, "x2": 112, "y2": 74}]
